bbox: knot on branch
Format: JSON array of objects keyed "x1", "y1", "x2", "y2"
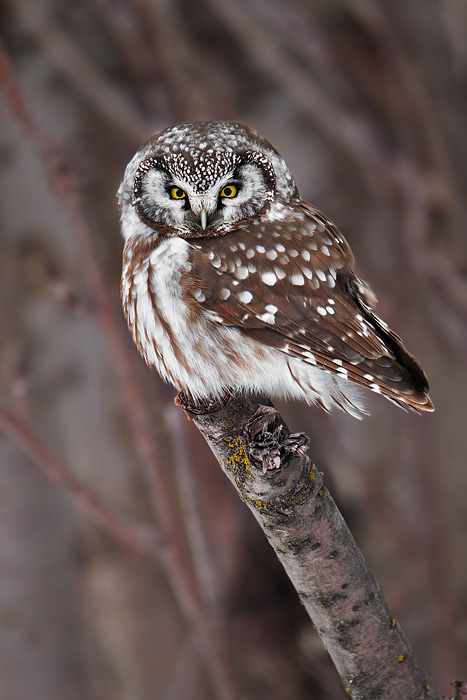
[{"x1": 245, "y1": 405, "x2": 310, "y2": 473}]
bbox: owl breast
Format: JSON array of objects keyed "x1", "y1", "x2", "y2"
[
  {"x1": 121, "y1": 233, "x2": 367, "y2": 417},
  {"x1": 122, "y1": 236, "x2": 266, "y2": 397}
]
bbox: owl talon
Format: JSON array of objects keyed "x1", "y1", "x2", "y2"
[
  {"x1": 245, "y1": 406, "x2": 309, "y2": 473},
  {"x1": 175, "y1": 390, "x2": 232, "y2": 416}
]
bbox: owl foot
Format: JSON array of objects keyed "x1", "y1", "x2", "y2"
[
  {"x1": 245, "y1": 406, "x2": 310, "y2": 473},
  {"x1": 175, "y1": 390, "x2": 232, "y2": 416}
]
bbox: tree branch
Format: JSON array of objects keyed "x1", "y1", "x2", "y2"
[{"x1": 191, "y1": 395, "x2": 442, "y2": 700}]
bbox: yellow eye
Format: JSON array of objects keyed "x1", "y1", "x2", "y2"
[
  {"x1": 220, "y1": 185, "x2": 237, "y2": 198},
  {"x1": 170, "y1": 187, "x2": 186, "y2": 199}
]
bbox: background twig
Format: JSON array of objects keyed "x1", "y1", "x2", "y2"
[{"x1": 0, "y1": 39, "x2": 239, "y2": 700}]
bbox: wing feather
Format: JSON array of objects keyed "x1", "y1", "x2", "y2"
[{"x1": 182, "y1": 205, "x2": 433, "y2": 411}]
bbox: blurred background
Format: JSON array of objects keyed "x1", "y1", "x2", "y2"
[{"x1": 0, "y1": 1, "x2": 466, "y2": 698}]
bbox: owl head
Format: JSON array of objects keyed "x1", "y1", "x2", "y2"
[{"x1": 118, "y1": 121, "x2": 298, "y2": 241}]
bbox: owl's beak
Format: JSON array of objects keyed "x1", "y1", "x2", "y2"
[{"x1": 190, "y1": 195, "x2": 214, "y2": 230}]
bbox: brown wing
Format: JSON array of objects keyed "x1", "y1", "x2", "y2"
[{"x1": 183, "y1": 204, "x2": 433, "y2": 412}]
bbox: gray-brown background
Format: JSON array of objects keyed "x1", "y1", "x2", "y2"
[{"x1": 1, "y1": 1, "x2": 466, "y2": 698}]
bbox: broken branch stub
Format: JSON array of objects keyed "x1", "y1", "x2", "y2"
[{"x1": 191, "y1": 396, "x2": 440, "y2": 700}]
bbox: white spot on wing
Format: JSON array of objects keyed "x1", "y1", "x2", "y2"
[
  {"x1": 290, "y1": 272, "x2": 305, "y2": 286},
  {"x1": 274, "y1": 267, "x2": 286, "y2": 280},
  {"x1": 261, "y1": 271, "x2": 277, "y2": 286},
  {"x1": 236, "y1": 266, "x2": 249, "y2": 280},
  {"x1": 303, "y1": 351, "x2": 317, "y2": 365},
  {"x1": 259, "y1": 312, "x2": 276, "y2": 324}
]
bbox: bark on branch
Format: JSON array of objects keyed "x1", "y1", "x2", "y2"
[{"x1": 191, "y1": 395, "x2": 441, "y2": 700}]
